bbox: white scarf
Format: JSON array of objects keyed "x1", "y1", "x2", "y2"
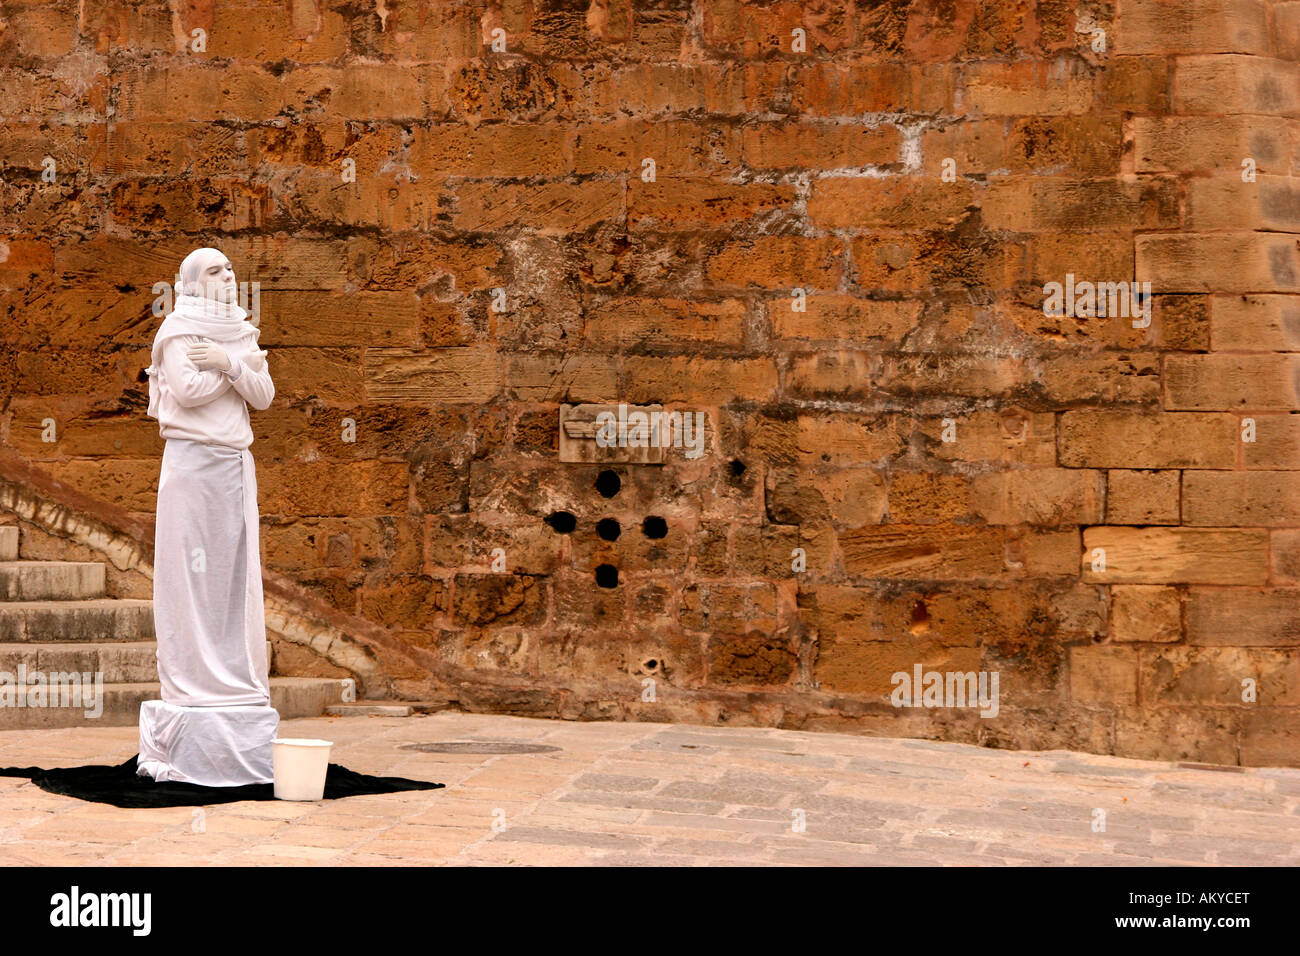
[{"x1": 145, "y1": 293, "x2": 259, "y2": 419}]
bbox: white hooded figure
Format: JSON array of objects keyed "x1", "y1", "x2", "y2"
[{"x1": 137, "y1": 247, "x2": 280, "y2": 786}]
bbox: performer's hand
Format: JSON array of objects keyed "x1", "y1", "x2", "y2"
[
  {"x1": 246, "y1": 349, "x2": 269, "y2": 373},
  {"x1": 188, "y1": 339, "x2": 233, "y2": 373}
]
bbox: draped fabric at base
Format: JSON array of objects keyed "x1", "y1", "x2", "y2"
[
  {"x1": 138, "y1": 437, "x2": 279, "y2": 786},
  {"x1": 137, "y1": 701, "x2": 279, "y2": 787},
  {"x1": 0, "y1": 756, "x2": 444, "y2": 808}
]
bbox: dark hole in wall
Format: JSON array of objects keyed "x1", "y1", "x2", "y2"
[
  {"x1": 544, "y1": 511, "x2": 576, "y2": 533},
  {"x1": 595, "y1": 469, "x2": 621, "y2": 498},
  {"x1": 596, "y1": 518, "x2": 621, "y2": 541},
  {"x1": 642, "y1": 516, "x2": 668, "y2": 539},
  {"x1": 728, "y1": 459, "x2": 746, "y2": 477},
  {"x1": 595, "y1": 564, "x2": 618, "y2": 588},
  {"x1": 909, "y1": 600, "x2": 930, "y2": 634}
]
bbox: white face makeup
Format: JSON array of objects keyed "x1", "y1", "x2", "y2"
[
  {"x1": 178, "y1": 247, "x2": 239, "y2": 305},
  {"x1": 198, "y1": 257, "x2": 237, "y2": 303}
]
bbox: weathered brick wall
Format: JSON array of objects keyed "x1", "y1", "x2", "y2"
[{"x1": 1, "y1": 0, "x2": 1298, "y2": 765}]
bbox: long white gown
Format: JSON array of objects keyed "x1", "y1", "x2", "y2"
[{"x1": 138, "y1": 318, "x2": 280, "y2": 786}]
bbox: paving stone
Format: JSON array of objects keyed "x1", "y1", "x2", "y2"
[
  {"x1": 459, "y1": 842, "x2": 594, "y2": 866},
  {"x1": 1197, "y1": 835, "x2": 1296, "y2": 864},
  {"x1": 494, "y1": 825, "x2": 651, "y2": 851},
  {"x1": 991, "y1": 799, "x2": 1116, "y2": 820},
  {"x1": 458, "y1": 767, "x2": 578, "y2": 793},
  {"x1": 797, "y1": 793, "x2": 927, "y2": 820},
  {"x1": 0, "y1": 713, "x2": 1293, "y2": 866},
  {"x1": 1105, "y1": 810, "x2": 1204, "y2": 834},
  {"x1": 978, "y1": 845, "x2": 1075, "y2": 865},
  {"x1": 642, "y1": 810, "x2": 791, "y2": 835},
  {"x1": 587, "y1": 853, "x2": 702, "y2": 867},
  {"x1": 845, "y1": 757, "x2": 969, "y2": 781},
  {"x1": 517, "y1": 805, "x2": 645, "y2": 826},
  {"x1": 629, "y1": 739, "x2": 721, "y2": 755},
  {"x1": 102, "y1": 852, "x2": 210, "y2": 866},
  {"x1": 1048, "y1": 760, "x2": 1166, "y2": 779},
  {"x1": 721, "y1": 751, "x2": 841, "y2": 770},
  {"x1": 123, "y1": 834, "x2": 252, "y2": 854},
  {"x1": 234, "y1": 844, "x2": 343, "y2": 862},
  {"x1": 765, "y1": 849, "x2": 887, "y2": 865},
  {"x1": 649, "y1": 837, "x2": 767, "y2": 858},
  {"x1": 640, "y1": 732, "x2": 815, "y2": 754},
  {"x1": 897, "y1": 739, "x2": 990, "y2": 754},
  {"x1": 657, "y1": 781, "x2": 788, "y2": 807},
  {"x1": 786, "y1": 820, "x2": 892, "y2": 846},
  {"x1": 571, "y1": 773, "x2": 660, "y2": 792},
  {"x1": 267, "y1": 826, "x2": 361, "y2": 849},
  {"x1": 1150, "y1": 784, "x2": 1291, "y2": 812},
  {"x1": 1069, "y1": 852, "x2": 1203, "y2": 867},
  {"x1": 907, "y1": 834, "x2": 992, "y2": 856},
  {"x1": 356, "y1": 841, "x2": 468, "y2": 861},
  {"x1": 1254, "y1": 768, "x2": 1300, "y2": 780},
  {"x1": 295, "y1": 811, "x2": 405, "y2": 828},
  {"x1": 716, "y1": 768, "x2": 825, "y2": 791},
  {"x1": 333, "y1": 853, "x2": 430, "y2": 867},
  {"x1": 19, "y1": 818, "x2": 168, "y2": 843},
  {"x1": 758, "y1": 825, "x2": 905, "y2": 849},
  {"x1": 933, "y1": 807, "x2": 1122, "y2": 838},
  {"x1": 558, "y1": 790, "x2": 727, "y2": 815},
  {"x1": 725, "y1": 805, "x2": 811, "y2": 823}
]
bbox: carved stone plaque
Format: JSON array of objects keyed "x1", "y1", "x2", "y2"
[{"x1": 559, "y1": 403, "x2": 666, "y2": 464}]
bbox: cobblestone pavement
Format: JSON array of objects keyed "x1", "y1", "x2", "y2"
[{"x1": 0, "y1": 712, "x2": 1295, "y2": 866}]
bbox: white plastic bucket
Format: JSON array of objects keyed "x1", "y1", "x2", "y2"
[{"x1": 271, "y1": 738, "x2": 333, "y2": 801}]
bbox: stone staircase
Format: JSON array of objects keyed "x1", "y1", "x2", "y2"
[{"x1": 0, "y1": 524, "x2": 346, "y2": 729}]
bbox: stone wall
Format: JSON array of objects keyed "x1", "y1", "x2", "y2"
[{"x1": 1, "y1": 0, "x2": 1298, "y2": 765}]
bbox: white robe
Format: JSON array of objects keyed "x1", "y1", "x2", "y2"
[{"x1": 138, "y1": 322, "x2": 280, "y2": 787}]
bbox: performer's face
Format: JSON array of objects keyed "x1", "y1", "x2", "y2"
[{"x1": 197, "y1": 256, "x2": 237, "y2": 303}]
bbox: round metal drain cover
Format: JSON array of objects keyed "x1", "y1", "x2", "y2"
[{"x1": 400, "y1": 740, "x2": 562, "y2": 755}]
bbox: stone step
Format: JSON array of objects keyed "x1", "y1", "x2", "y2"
[
  {"x1": 0, "y1": 676, "x2": 349, "y2": 730},
  {"x1": 0, "y1": 641, "x2": 159, "y2": 683},
  {"x1": 0, "y1": 599, "x2": 154, "y2": 643},
  {"x1": 325, "y1": 702, "x2": 414, "y2": 717},
  {"x1": 0, "y1": 528, "x2": 350, "y2": 728},
  {"x1": 270, "y1": 677, "x2": 350, "y2": 722},
  {"x1": 325, "y1": 699, "x2": 452, "y2": 717},
  {"x1": 0, "y1": 561, "x2": 106, "y2": 601}
]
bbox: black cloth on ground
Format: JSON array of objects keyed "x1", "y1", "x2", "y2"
[{"x1": 0, "y1": 755, "x2": 444, "y2": 808}]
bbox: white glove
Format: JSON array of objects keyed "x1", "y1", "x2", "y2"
[
  {"x1": 246, "y1": 349, "x2": 269, "y2": 373},
  {"x1": 188, "y1": 339, "x2": 233, "y2": 373}
]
